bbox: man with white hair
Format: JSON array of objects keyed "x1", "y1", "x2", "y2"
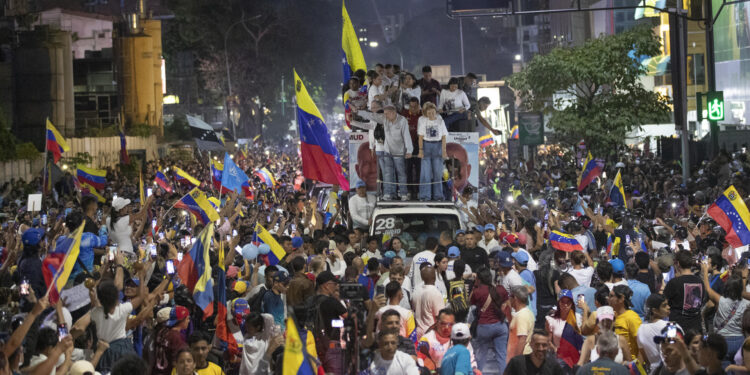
[{"x1": 575, "y1": 331, "x2": 630, "y2": 375}]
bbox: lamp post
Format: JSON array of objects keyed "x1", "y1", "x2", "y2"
[{"x1": 223, "y1": 16, "x2": 260, "y2": 139}]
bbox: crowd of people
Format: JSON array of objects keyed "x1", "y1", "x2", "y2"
[{"x1": 0, "y1": 61, "x2": 747, "y2": 375}]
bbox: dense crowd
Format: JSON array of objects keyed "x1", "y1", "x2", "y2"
[{"x1": 0, "y1": 60, "x2": 748, "y2": 375}]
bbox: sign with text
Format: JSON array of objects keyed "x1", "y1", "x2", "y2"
[{"x1": 518, "y1": 112, "x2": 545, "y2": 146}]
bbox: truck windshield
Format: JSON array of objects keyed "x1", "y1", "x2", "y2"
[{"x1": 372, "y1": 214, "x2": 460, "y2": 254}]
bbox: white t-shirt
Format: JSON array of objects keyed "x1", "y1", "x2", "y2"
[
  {"x1": 604, "y1": 280, "x2": 628, "y2": 291},
  {"x1": 637, "y1": 320, "x2": 671, "y2": 365},
  {"x1": 409, "y1": 251, "x2": 436, "y2": 291},
  {"x1": 438, "y1": 89, "x2": 470, "y2": 113},
  {"x1": 239, "y1": 336, "x2": 269, "y2": 375},
  {"x1": 368, "y1": 84, "x2": 388, "y2": 108},
  {"x1": 446, "y1": 260, "x2": 472, "y2": 280},
  {"x1": 502, "y1": 269, "x2": 525, "y2": 292},
  {"x1": 91, "y1": 302, "x2": 133, "y2": 343},
  {"x1": 569, "y1": 267, "x2": 595, "y2": 288},
  {"x1": 110, "y1": 215, "x2": 133, "y2": 253},
  {"x1": 479, "y1": 239, "x2": 499, "y2": 254},
  {"x1": 417, "y1": 116, "x2": 448, "y2": 142},
  {"x1": 28, "y1": 354, "x2": 64, "y2": 375},
  {"x1": 369, "y1": 351, "x2": 420, "y2": 375}
]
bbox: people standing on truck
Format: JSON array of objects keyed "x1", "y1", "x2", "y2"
[
  {"x1": 354, "y1": 104, "x2": 413, "y2": 201},
  {"x1": 418, "y1": 65, "x2": 441, "y2": 105},
  {"x1": 438, "y1": 77, "x2": 471, "y2": 131},
  {"x1": 401, "y1": 97, "x2": 422, "y2": 200},
  {"x1": 417, "y1": 102, "x2": 448, "y2": 202}
]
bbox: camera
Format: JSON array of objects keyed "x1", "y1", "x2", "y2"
[{"x1": 339, "y1": 283, "x2": 365, "y2": 302}]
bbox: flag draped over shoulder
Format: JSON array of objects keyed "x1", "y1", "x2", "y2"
[
  {"x1": 341, "y1": 0, "x2": 366, "y2": 85},
  {"x1": 708, "y1": 185, "x2": 750, "y2": 248},
  {"x1": 295, "y1": 70, "x2": 350, "y2": 190},
  {"x1": 254, "y1": 223, "x2": 286, "y2": 265},
  {"x1": 46, "y1": 119, "x2": 69, "y2": 164},
  {"x1": 557, "y1": 311, "x2": 583, "y2": 368},
  {"x1": 577, "y1": 152, "x2": 604, "y2": 192},
  {"x1": 176, "y1": 224, "x2": 215, "y2": 319},
  {"x1": 42, "y1": 223, "x2": 85, "y2": 304},
  {"x1": 549, "y1": 230, "x2": 584, "y2": 252},
  {"x1": 175, "y1": 188, "x2": 220, "y2": 225},
  {"x1": 609, "y1": 169, "x2": 627, "y2": 208}
]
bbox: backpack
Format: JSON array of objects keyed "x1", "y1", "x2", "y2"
[
  {"x1": 448, "y1": 280, "x2": 470, "y2": 321},
  {"x1": 301, "y1": 294, "x2": 330, "y2": 356},
  {"x1": 248, "y1": 286, "x2": 268, "y2": 313}
]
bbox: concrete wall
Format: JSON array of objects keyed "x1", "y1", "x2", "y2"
[
  {"x1": 0, "y1": 135, "x2": 158, "y2": 184},
  {"x1": 36, "y1": 8, "x2": 114, "y2": 59}
]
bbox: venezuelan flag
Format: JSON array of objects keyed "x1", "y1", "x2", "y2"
[
  {"x1": 557, "y1": 319, "x2": 583, "y2": 368},
  {"x1": 707, "y1": 185, "x2": 750, "y2": 248},
  {"x1": 139, "y1": 172, "x2": 145, "y2": 207},
  {"x1": 175, "y1": 188, "x2": 220, "y2": 226},
  {"x1": 479, "y1": 134, "x2": 495, "y2": 148},
  {"x1": 76, "y1": 165, "x2": 106, "y2": 191},
  {"x1": 341, "y1": 0, "x2": 366, "y2": 86},
  {"x1": 608, "y1": 169, "x2": 627, "y2": 208},
  {"x1": 215, "y1": 242, "x2": 239, "y2": 354},
  {"x1": 549, "y1": 230, "x2": 584, "y2": 252},
  {"x1": 78, "y1": 181, "x2": 105, "y2": 203},
  {"x1": 282, "y1": 317, "x2": 316, "y2": 375},
  {"x1": 119, "y1": 131, "x2": 130, "y2": 165},
  {"x1": 46, "y1": 118, "x2": 69, "y2": 164},
  {"x1": 510, "y1": 125, "x2": 519, "y2": 139},
  {"x1": 254, "y1": 223, "x2": 286, "y2": 265},
  {"x1": 606, "y1": 234, "x2": 621, "y2": 256},
  {"x1": 255, "y1": 168, "x2": 277, "y2": 188},
  {"x1": 577, "y1": 152, "x2": 604, "y2": 192},
  {"x1": 41, "y1": 223, "x2": 84, "y2": 304},
  {"x1": 154, "y1": 171, "x2": 172, "y2": 193},
  {"x1": 406, "y1": 313, "x2": 417, "y2": 343},
  {"x1": 174, "y1": 167, "x2": 200, "y2": 187},
  {"x1": 178, "y1": 224, "x2": 215, "y2": 319},
  {"x1": 210, "y1": 159, "x2": 225, "y2": 192}
]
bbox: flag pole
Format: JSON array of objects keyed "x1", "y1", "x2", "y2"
[{"x1": 42, "y1": 118, "x2": 50, "y2": 199}]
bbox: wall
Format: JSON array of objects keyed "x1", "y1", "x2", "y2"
[
  {"x1": 0, "y1": 135, "x2": 158, "y2": 184},
  {"x1": 36, "y1": 8, "x2": 114, "y2": 60}
]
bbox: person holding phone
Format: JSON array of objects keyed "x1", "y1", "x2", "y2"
[{"x1": 16, "y1": 227, "x2": 47, "y2": 300}]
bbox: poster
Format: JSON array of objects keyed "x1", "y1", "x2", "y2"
[
  {"x1": 348, "y1": 131, "x2": 479, "y2": 194},
  {"x1": 518, "y1": 112, "x2": 545, "y2": 146}
]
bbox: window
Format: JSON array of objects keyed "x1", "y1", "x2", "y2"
[{"x1": 687, "y1": 54, "x2": 705, "y2": 85}]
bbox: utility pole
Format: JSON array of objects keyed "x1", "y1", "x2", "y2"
[
  {"x1": 670, "y1": 8, "x2": 690, "y2": 184},
  {"x1": 704, "y1": 0, "x2": 719, "y2": 156}
]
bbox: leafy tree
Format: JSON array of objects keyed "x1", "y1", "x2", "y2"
[{"x1": 506, "y1": 25, "x2": 671, "y2": 157}]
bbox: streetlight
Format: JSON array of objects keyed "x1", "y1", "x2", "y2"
[
  {"x1": 369, "y1": 41, "x2": 379, "y2": 48},
  {"x1": 515, "y1": 54, "x2": 522, "y2": 61},
  {"x1": 223, "y1": 15, "x2": 261, "y2": 139}
]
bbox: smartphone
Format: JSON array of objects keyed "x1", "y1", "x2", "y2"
[
  {"x1": 41, "y1": 214, "x2": 47, "y2": 225},
  {"x1": 151, "y1": 219, "x2": 157, "y2": 228},
  {"x1": 20, "y1": 279, "x2": 30, "y2": 296},
  {"x1": 184, "y1": 236, "x2": 191, "y2": 247},
  {"x1": 701, "y1": 255, "x2": 708, "y2": 263},
  {"x1": 108, "y1": 245, "x2": 117, "y2": 261},
  {"x1": 331, "y1": 319, "x2": 344, "y2": 328},
  {"x1": 158, "y1": 232, "x2": 165, "y2": 240},
  {"x1": 232, "y1": 229, "x2": 238, "y2": 237},
  {"x1": 165, "y1": 259, "x2": 175, "y2": 275},
  {"x1": 57, "y1": 325, "x2": 68, "y2": 341},
  {"x1": 235, "y1": 245, "x2": 243, "y2": 254},
  {"x1": 747, "y1": 258, "x2": 750, "y2": 267},
  {"x1": 666, "y1": 323, "x2": 677, "y2": 342},
  {"x1": 147, "y1": 187, "x2": 153, "y2": 197},
  {"x1": 670, "y1": 239, "x2": 676, "y2": 250},
  {"x1": 376, "y1": 285, "x2": 385, "y2": 295},
  {"x1": 226, "y1": 235, "x2": 231, "y2": 242},
  {"x1": 149, "y1": 244, "x2": 157, "y2": 259},
  {"x1": 180, "y1": 237, "x2": 186, "y2": 248},
  {"x1": 113, "y1": 193, "x2": 118, "y2": 200},
  {"x1": 177, "y1": 252, "x2": 183, "y2": 262},
  {"x1": 626, "y1": 234, "x2": 631, "y2": 243}
]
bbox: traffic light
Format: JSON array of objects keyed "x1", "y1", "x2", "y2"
[{"x1": 706, "y1": 91, "x2": 724, "y2": 121}]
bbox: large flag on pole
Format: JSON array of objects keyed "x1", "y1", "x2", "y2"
[
  {"x1": 215, "y1": 242, "x2": 239, "y2": 356},
  {"x1": 707, "y1": 185, "x2": 750, "y2": 248},
  {"x1": 76, "y1": 165, "x2": 106, "y2": 191},
  {"x1": 341, "y1": 0, "x2": 366, "y2": 86},
  {"x1": 608, "y1": 169, "x2": 627, "y2": 208},
  {"x1": 46, "y1": 119, "x2": 69, "y2": 163},
  {"x1": 294, "y1": 70, "x2": 350, "y2": 190},
  {"x1": 577, "y1": 152, "x2": 604, "y2": 192},
  {"x1": 220, "y1": 153, "x2": 251, "y2": 195},
  {"x1": 186, "y1": 115, "x2": 226, "y2": 151},
  {"x1": 282, "y1": 317, "x2": 316, "y2": 375},
  {"x1": 176, "y1": 224, "x2": 215, "y2": 319}
]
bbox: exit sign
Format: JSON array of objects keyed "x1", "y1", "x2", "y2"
[{"x1": 707, "y1": 91, "x2": 724, "y2": 121}]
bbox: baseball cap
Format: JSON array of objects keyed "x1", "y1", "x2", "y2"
[
  {"x1": 273, "y1": 271, "x2": 291, "y2": 284},
  {"x1": 455, "y1": 229, "x2": 465, "y2": 235},
  {"x1": 232, "y1": 280, "x2": 248, "y2": 294},
  {"x1": 653, "y1": 323, "x2": 685, "y2": 344},
  {"x1": 474, "y1": 225, "x2": 484, "y2": 233},
  {"x1": 484, "y1": 224, "x2": 496, "y2": 231},
  {"x1": 231, "y1": 298, "x2": 250, "y2": 316},
  {"x1": 316, "y1": 270, "x2": 339, "y2": 287},
  {"x1": 503, "y1": 234, "x2": 519, "y2": 245},
  {"x1": 609, "y1": 258, "x2": 625, "y2": 274},
  {"x1": 166, "y1": 306, "x2": 189, "y2": 327},
  {"x1": 112, "y1": 197, "x2": 132, "y2": 211},
  {"x1": 596, "y1": 306, "x2": 615, "y2": 321},
  {"x1": 22, "y1": 228, "x2": 45, "y2": 246},
  {"x1": 384, "y1": 250, "x2": 396, "y2": 258},
  {"x1": 125, "y1": 277, "x2": 140, "y2": 287},
  {"x1": 292, "y1": 236, "x2": 304, "y2": 249},
  {"x1": 447, "y1": 246, "x2": 460, "y2": 258},
  {"x1": 156, "y1": 307, "x2": 171, "y2": 324},
  {"x1": 451, "y1": 323, "x2": 471, "y2": 340},
  {"x1": 511, "y1": 251, "x2": 529, "y2": 265},
  {"x1": 496, "y1": 251, "x2": 513, "y2": 268},
  {"x1": 355, "y1": 180, "x2": 366, "y2": 189},
  {"x1": 657, "y1": 253, "x2": 675, "y2": 272},
  {"x1": 383, "y1": 104, "x2": 397, "y2": 111},
  {"x1": 69, "y1": 360, "x2": 96, "y2": 375},
  {"x1": 558, "y1": 289, "x2": 574, "y2": 301}
]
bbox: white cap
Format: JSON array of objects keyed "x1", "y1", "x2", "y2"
[
  {"x1": 156, "y1": 307, "x2": 171, "y2": 323},
  {"x1": 112, "y1": 197, "x2": 132, "y2": 211},
  {"x1": 451, "y1": 323, "x2": 471, "y2": 340},
  {"x1": 69, "y1": 361, "x2": 96, "y2": 375},
  {"x1": 615, "y1": 162, "x2": 625, "y2": 168},
  {"x1": 596, "y1": 306, "x2": 615, "y2": 321}
]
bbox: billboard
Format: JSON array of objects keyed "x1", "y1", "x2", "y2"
[{"x1": 348, "y1": 131, "x2": 479, "y2": 194}]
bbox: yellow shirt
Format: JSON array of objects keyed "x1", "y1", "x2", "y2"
[
  {"x1": 170, "y1": 361, "x2": 224, "y2": 375},
  {"x1": 614, "y1": 309, "x2": 642, "y2": 359}
]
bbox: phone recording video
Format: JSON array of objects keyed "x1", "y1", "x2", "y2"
[{"x1": 165, "y1": 259, "x2": 175, "y2": 275}]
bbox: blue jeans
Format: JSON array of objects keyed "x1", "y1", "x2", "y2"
[
  {"x1": 475, "y1": 321, "x2": 508, "y2": 374},
  {"x1": 443, "y1": 111, "x2": 468, "y2": 131},
  {"x1": 724, "y1": 335, "x2": 744, "y2": 368},
  {"x1": 419, "y1": 141, "x2": 444, "y2": 200},
  {"x1": 376, "y1": 151, "x2": 385, "y2": 196},
  {"x1": 382, "y1": 153, "x2": 407, "y2": 198}
]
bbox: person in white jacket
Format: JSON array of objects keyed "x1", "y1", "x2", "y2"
[
  {"x1": 239, "y1": 312, "x2": 284, "y2": 375},
  {"x1": 349, "y1": 180, "x2": 374, "y2": 229},
  {"x1": 438, "y1": 77, "x2": 471, "y2": 131},
  {"x1": 369, "y1": 329, "x2": 420, "y2": 375}
]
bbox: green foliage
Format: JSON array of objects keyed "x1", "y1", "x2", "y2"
[
  {"x1": 61, "y1": 152, "x2": 93, "y2": 168},
  {"x1": 15, "y1": 143, "x2": 40, "y2": 160},
  {"x1": 126, "y1": 123, "x2": 154, "y2": 138},
  {"x1": 0, "y1": 126, "x2": 17, "y2": 161},
  {"x1": 506, "y1": 25, "x2": 672, "y2": 157},
  {"x1": 117, "y1": 161, "x2": 139, "y2": 180}
]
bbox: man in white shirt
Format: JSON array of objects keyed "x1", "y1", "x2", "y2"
[
  {"x1": 497, "y1": 251, "x2": 524, "y2": 293},
  {"x1": 479, "y1": 224, "x2": 500, "y2": 254},
  {"x1": 409, "y1": 237, "x2": 438, "y2": 292},
  {"x1": 369, "y1": 329, "x2": 420, "y2": 375},
  {"x1": 376, "y1": 281, "x2": 416, "y2": 338},
  {"x1": 348, "y1": 181, "x2": 373, "y2": 229},
  {"x1": 446, "y1": 246, "x2": 472, "y2": 280},
  {"x1": 413, "y1": 266, "x2": 445, "y2": 337}
]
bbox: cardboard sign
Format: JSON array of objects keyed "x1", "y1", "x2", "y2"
[
  {"x1": 27, "y1": 194, "x2": 42, "y2": 212},
  {"x1": 60, "y1": 283, "x2": 91, "y2": 312}
]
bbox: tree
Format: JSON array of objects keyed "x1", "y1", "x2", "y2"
[{"x1": 506, "y1": 25, "x2": 671, "y2": 157}]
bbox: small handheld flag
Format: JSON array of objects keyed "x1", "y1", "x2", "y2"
[
  {"x1": 479, "y1": 134, "x2": 495, "y2": 148},
  {"x1": 510, "y1": 125, "x2": 519, "y2": 139},
  {"x1": 549, "y1": 230, "x2": 584, "y2": 252},
  {"x1": 254, "y1": 223, "x2": 287, "y2": 265},
  {"x1": 175, "y1": 188, "x2": 220, "y2": 225},
  {"x1": 707, "y1": 185, "x2": 750, "y2": 248},
  {"x1": 577, "y1": 152, "x2": 604, "y2": 192},
  {"x1": 174, "y1": 167, "x2": 200, "y2": 187},
  {"x1": 46, "y1": 119, "x2": 69, "y2": 164},
  {"x1": 43, "y1": 223, "x2": 85, "y2": 305}
]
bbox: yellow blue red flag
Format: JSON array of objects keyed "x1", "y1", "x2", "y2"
[
  {"x1": 608, "y1": 169, "x2": 627, "y2": 208},
  {"x1": 42, "y1": 223, "x2": 85, "y2": 305},
  {"x1": 175, "y1": 188, "x2": 220, "y2": 225},
  {"x1": 708, "y1": 185, "x2": 750, "y2": 248},
  {"x1": 254, "y1": 223, "x2": 287, "y2": 265},
  {"x1": 46, "y1": 118, "x2": 69, "y2": 163},
  {"x1": 282, "y1": 317, "x2": 315, "y2": 375},
  {"x1": 342, "y1": 0, "x2": 367, "y2": 85}
]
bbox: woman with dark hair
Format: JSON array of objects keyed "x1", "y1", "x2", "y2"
[
  {"x1": 578, "y1": 306, "x2": 631, "y2": 365},
  {"x1": 637, "y1": 293, "x2": 672, "y2": 367},
  {"x1": 702, "y1": 263, "x2": 750, "y2": 364},
  {"x1": 90, "y1": 277, "x2": 146, "y2": 373},
  {"x1": 521, "y1": 218, "x2": 543, "y2": 255},
  {"x1": 173, "y1": 349, "x2": 197, "y2": 375},
  {"x1": 609, "y1": 284, "x2": 641, "y2": 358},
  {"x1": 725, "y1": 309, "x2": 750, "y2": 374},
  {"x1": 534, "y1": 249, "x2": 561, "y2": 328},
  {"x1": 437, "y1": 77, "x2": 470, "y2": 130},
  {"x1": 23, "y1": 327, "x2": 73, "y2": 375},
  {"x1": 434, "y1": 252, "x2": 449, "y2": 298},
  {"x1": 469, "y1": 267, "x2": 509, "y2": 374},
  {"x1": 398, "y1": 72, "x2": 421, "y2": 109},
  {"x1": 239, "y1": 312, "x2": 283, "y2": 375},
  {"x1": 389, "y1": 237, "x2": 406, "y2": 260}
]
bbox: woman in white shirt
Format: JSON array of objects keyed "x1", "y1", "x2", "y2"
[
  {"x1": 109, "y1": 196, "x2": 152, "y2": 255},
  {"x1": 239, "y1": 312, "x2": 284, "y2": 375},
  {"x1": 368, "y1": 72, "x2": 388, "y2": 109},
  {"x1": 437, "y1": 77, "x2": 470, "y2": 131},
  {"x1": 398, "y1": 73, "x2": 421, "y2": 110},
  {"x1": 417, "y1": 102, "x2": 448, "y2": 201}
]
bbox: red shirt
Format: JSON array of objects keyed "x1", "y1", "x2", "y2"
[
  {"x1": 400, "y1": 109, "x2": 422, "y2": 151},
  {"x1": 470, "y1": 284, "x2": 509, "y2": 325}
]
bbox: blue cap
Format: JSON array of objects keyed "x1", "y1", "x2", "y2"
[
  {"x1": 447, "y1": 246, "x2": 460, "y2": 258},
  {"x1": 455, "y1": 229, "x2": 465, "y2": 235},
  {"x1": 609, "y1": 258, "x2": 625, "y2": 274},
  {"x1": 484, "y1": 224, "x2": 496, "y2": 231},
  {"x1": 559, "y1": 289, "x2": 574, "y2": 301},
  {"x1": 355, "y1": 180, "x2": 366, "y2": 189},
  {"x1": 291, "y1": 236, "x2": 304, "y2": 249},
  {"x1": 496, "y1": 251, "x2": 513, "y2": 268},
  {"x1": 384, "y1": 250, "x2": 396, "y2": 258},
  {"x1": 22, "y1": 228, "x2": 45, "y2": 246},
  {"x1": 511, "y1": 251, "x2": 529, "y2": 265},
  {"x1": 474, "y1": 225, "x2": 484, "y2": 233}
]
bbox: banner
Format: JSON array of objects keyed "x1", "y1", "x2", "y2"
[{"x1": 518, "y1": 112, "x2": 545, "y2": 146}]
